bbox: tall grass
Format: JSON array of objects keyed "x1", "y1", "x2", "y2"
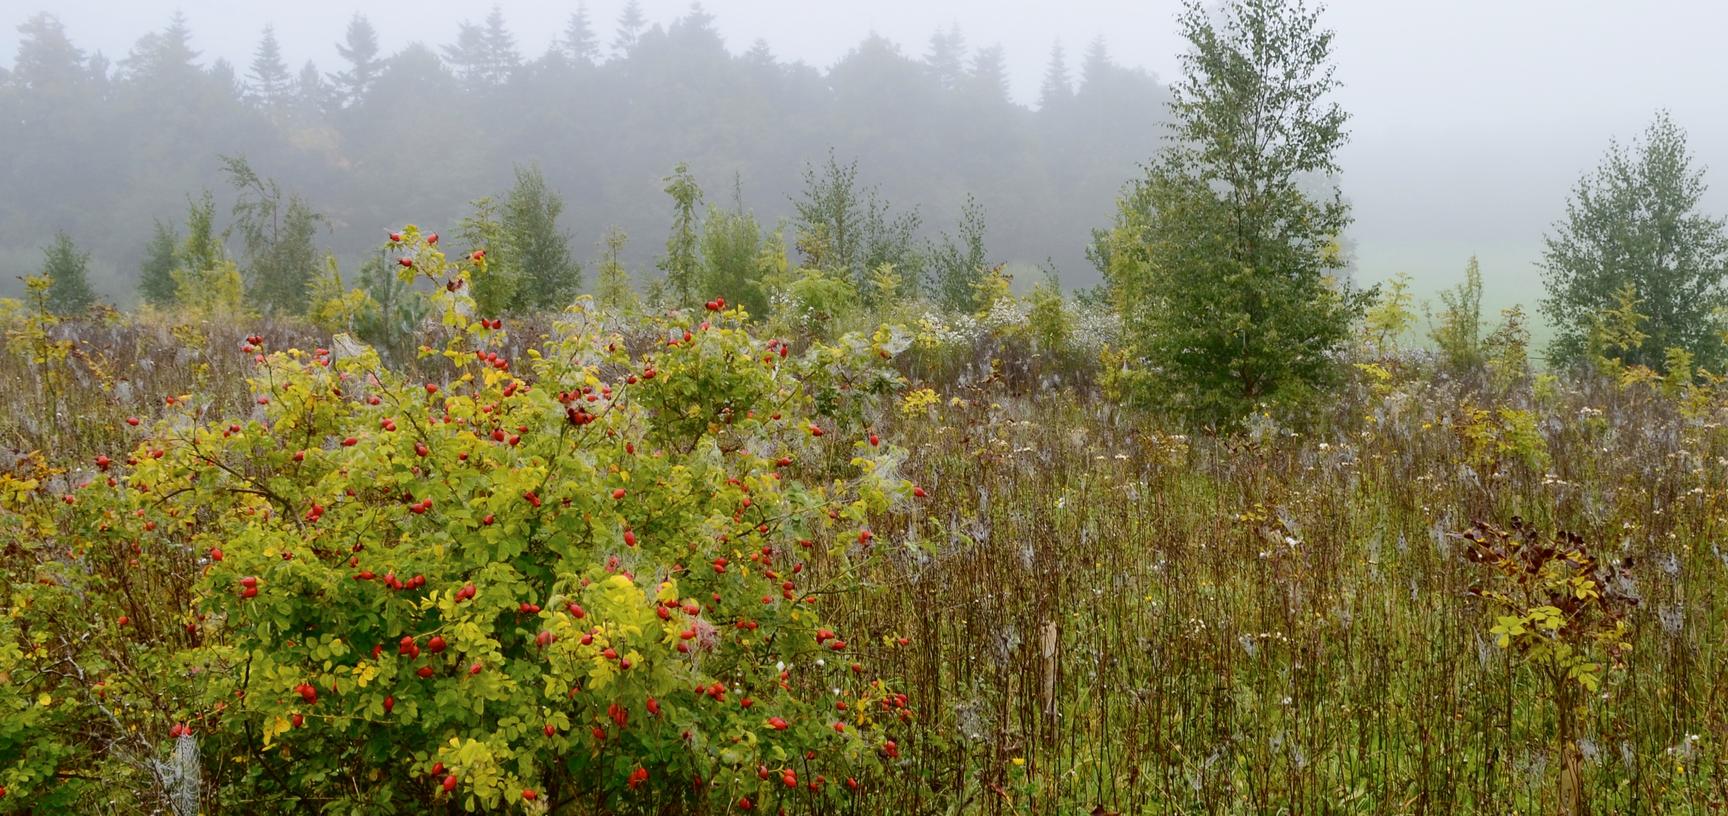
[{"x1": 3, "y1": 310, "x2": 1726, "y2": 813}]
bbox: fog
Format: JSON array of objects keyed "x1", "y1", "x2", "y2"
[{"x1": 4, "y1": 0, "x2": 1726, "y2": 314}]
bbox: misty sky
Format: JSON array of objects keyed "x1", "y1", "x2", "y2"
[{"x1": 6, "y1": 0, "x2": 1727, "y2": 309}]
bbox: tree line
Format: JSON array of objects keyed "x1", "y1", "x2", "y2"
[
  {"x1": 0, "y1": 3, "x2": 1169, "y2": 297},
  {"x1": 14, "y1": 0, "x2": 1728, "y2": 432}
]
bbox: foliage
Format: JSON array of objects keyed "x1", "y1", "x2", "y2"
[
  {"x1": 1585, "y1": 283, "x2": 1650, "y2": 378},
  {"x1": 1102, "y1": 0, "x2": 1371, "y2": 430},
  {"x1": 172, "y1": 258, "x2": 250, "y2": 320},
  {"x1": 40, "y1": 230, "x2": 95, "y2": 316},
  {"x1": 1362, "y1": 272, "x2": 1415, "y2": 354},
  {"x1": 221, "y1": 155, "x2": 323, "y2": 315},
  {"x1": 1482, "y1": 304, "x2": 1532, "y2": 392},
  {"x1": 1540, "y1": 111, "x2": 1728, "y2": 371},
  {"x1": 1026, "y1": 272, "x2": 1073, "y2": 357},
  {"x1": 780, "y1": 270, "x2": 861, "y2": 337},
  {"x1": 698, "y1": 189, "x2": 770, "y2": 318},
  {"x1": 502, "y1": 165, "x2": 581, "y2": 312},
  {"x1": 1462, "y1": 518, "x2": 1637, "y2": 813},
  {"x1": 593, "y1": 228, "x2": 638, "y2": 315},
  {"x1": 138, "y1": 221, "x2": 182, "y2": 308},
  {"x1": 459, "y1": 197, "x2": 514, "y2": 317},
  {"x1": 305, "y1": 255, "x2": 376, "y2": 336},
  {"x1": 658, "y1": 163, "x2": 703, "y2": 309},
  {"x1": 926, "y1": 195, "x2": 990, "y2": 313},
  {"x1": 791, "y1": 153, "x2": 923, "y2": 303},
  {"x1": 1430, "y1": 256, "x2": 1485, "y2": 374},
  {"x1": 1, "y1": 227, "x2": 918, "y2": 813}
]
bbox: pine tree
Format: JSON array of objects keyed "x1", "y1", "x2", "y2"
[
  {"x1": 1540, "y1": 111, "x2": 1728, "y2": 370},
  {"x1": 564, "y1": 2, "x2": 600, "y2": 65},
  {"x1": 1038, "y1": 41, "x2": 1072, "y2": 110},
  {"x1": 1103, "y1": 0, "x2": 1367, "y2": 428},
  {"x1": 613, "y1": 1, "x2": 647, "y2": 58},
  {"x1": 331, "y1": 13, "x2": 382, "y2": 106},
  {"x1": 659, "y1": 162, "x2": 704, "y2": 307},
  {"x1": 138, "y1": 220, "x2": 180, "y2": 307},
  {"x1": 41, "y1": 231, "x2": 96, "y2": 315},
  {"x1": 247, "y1": 24, "x2": 292, "y2": 107}
]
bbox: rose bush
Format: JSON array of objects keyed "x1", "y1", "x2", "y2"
[{"x1": 0, "y1": 227, "x2": 916, "y2": 813}]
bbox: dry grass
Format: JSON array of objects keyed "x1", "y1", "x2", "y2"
[{"x1": 4, "y1": 312, "x2": 1727, "y2": 814}]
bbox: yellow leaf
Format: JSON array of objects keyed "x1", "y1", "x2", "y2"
[{"x1": 262, "y1": 715, "x2": 291, "y2": 749}]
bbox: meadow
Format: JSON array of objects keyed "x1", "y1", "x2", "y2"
[{"x1": 1, "y1": 282, "x2": 1725, "y2": 814}]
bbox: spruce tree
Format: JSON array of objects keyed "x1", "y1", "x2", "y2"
[
  {"x1": 967, "y1": 45, "x2": 1009, "y2": 104},
  {"x1": 247, "y1": 25, "x2": 291, "y2": 107},
  {"x1": 42, "y1": 231, "x2": 96, "y2": 315},
  {"x1": 924, "y1": 25, "x2": 966, "y2": 90},
  {"x1": 564, "y1": 3, "x2": 600, "y2": 65},
  {"x1": 613, "y1": 1, "x2": 647, "y2": 59},
  {"x1": 1038, "y1": 42, "x2": 1073, "y2": 110},
  {"x1": 479, "y1": 6, "x2": 521, "y2": 85},
  {"x1": 331, "y1": 14, "x2": 382, "y2": 106},
  {"x1": 138, "y1": 220, "x2": 180, "y2": 307}
]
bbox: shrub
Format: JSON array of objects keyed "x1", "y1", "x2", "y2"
[{"x1": 2, "y1": 227, "x2": 916, "y2": 812}]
